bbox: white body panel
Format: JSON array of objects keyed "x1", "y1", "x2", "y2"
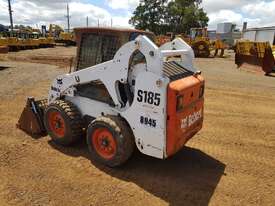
[
  {"x1": 121, "y1": 71, "x2": 169, "y2": 158},
  {"x1": 48, "y1": 36, "x2": 196, "y2": 159},
  {"x1": 65, "y1": 96, "x2": 118, "y2": 117}
]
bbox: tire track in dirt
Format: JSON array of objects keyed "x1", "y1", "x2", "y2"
[{"x1": 188, "y1": 140, "x2": 274, "y2": 167}]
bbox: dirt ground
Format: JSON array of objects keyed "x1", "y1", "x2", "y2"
[{"x1": 0, "y1": 47, "x2": 274, "y2": 206}]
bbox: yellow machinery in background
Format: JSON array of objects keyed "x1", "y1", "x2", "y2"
[
  {"x1": 0, "y1": 33, "x2": 21, "y2": 51},
  {"x1": 188, "y1": 28, "x2": 211, "y2": 58},
  {"x1": 38, "y1": 37, "x2": 55, "y2": 48},
  {"x1": 177, "y1": 28, "x2": 226, "y2": 58},
  {"x1": 6, "y1": 36, "x2": 20, "y2": 51},
  {"x1": 155, "y1": 35, "x2": 171, "y2": 47},
  {"x1": 28, "y1": 32, "x2": 40, "y2": 49},
  {"x1": 0, "y1": 36, "x2": 9, "y2": 53},
  {"x1": 22, "y1": 37, "x2": 40, "y2": 49},
  {"x1": 156, "y1": 29, "x2": 226, "y2": 58},
  {"x1": 56, "y1": 32, "x2": 76, "y2": 46},
  {"x1": 1, "y1": 30, "x2": 54, "y2": 52},
  {"x1": 49, "y1": 24, "x2": 76, "y2": 46},
  {"x1": 39, "y1": 24, "x2": 57, "y2": 48},
  {"x1": 17, "y1": 32, "x2": 40, "y2": 49},
  {"x1": 0, "y1": 32, "x2": 20, "y2": 51},
  {"x1": 235, "y1": 40, "x2": 275, "y2": 74},
  {"x1": 0, "y1": 26, "x2": 57, "y2": 52},
  {"x1": 0, "y1": 36, "x2": 8, "y2": 47},
  {"x1": 213, "y1": 38, "x2": 225, "y2": 57},
  {"x1": 0, "y1": 46, "x2": 8, "y2": 53}
]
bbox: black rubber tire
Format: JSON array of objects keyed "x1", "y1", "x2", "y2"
[
  {"x1": 44, "y1": 100, "x2": 84, "y2": 146},
  {"x1": 86, "y1": 116, "x2": 135, "y2": 167}
]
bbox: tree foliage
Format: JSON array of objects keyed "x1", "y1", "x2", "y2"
[{"x1": 129, "y1": 0, "x2": 209, "y2": 35}]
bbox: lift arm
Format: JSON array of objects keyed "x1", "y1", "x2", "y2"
[
  {"x1": 49, "y1": 35, "x2": 159, "y2": 107},
  {"x1": 48, "y1": 35, "x2": 195, "y2": 108}
]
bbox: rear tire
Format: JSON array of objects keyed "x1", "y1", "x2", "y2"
[
  {"x1": 86, "y1": 116, "x2": 135, "y2": 167},
  {"x1": 44, "y1": 100, "x2": 84, "y2": 146},
  {"x1": 193, "y1": 41, "x2": 210, "y2": 58}
]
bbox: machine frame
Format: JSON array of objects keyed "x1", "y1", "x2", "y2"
[{"x1": 48, "y1": 35, "x2": 196, "y2": 158}]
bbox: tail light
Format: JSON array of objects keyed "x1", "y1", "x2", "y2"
[
  {"x1": 199, "y1": 85, "x2": 204, "y2": 98},
  {"x1": 176, "y1": 95, "x2": 184, "y2": 111}
]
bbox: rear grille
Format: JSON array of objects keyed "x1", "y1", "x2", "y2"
[{"x1": 163, "y1": 61, "x2": 193, "y2": 81}]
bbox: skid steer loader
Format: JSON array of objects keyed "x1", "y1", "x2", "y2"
[{"x1": 17, "y1": 27, "x2": 205, "y2": 167}]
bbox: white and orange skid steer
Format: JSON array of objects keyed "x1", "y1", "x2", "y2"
[{"x1": 17, "y1": 28, "x2": 205, "y2": 167}]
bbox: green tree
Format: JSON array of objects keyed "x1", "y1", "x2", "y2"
[
  {"x1": 166, "y1": 0, "x2": 209, "y2": 34},
  {"x1": 129, "y1": 0, "x2": 209, "y2": 35},
  {"x1": 129, "y1": 0, "x2": 168, "y2": 34}
]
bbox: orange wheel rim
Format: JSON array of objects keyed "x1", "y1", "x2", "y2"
[
  {"x1": 48, "y1": 111, "x2": 65, "y2": 138},
  {"x1": 92, "y1": 128, "x2": 117, "y2": 160}
]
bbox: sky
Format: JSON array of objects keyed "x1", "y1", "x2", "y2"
[{"x1": 0, "y1": 0, "x2": 275, "y2": 31}]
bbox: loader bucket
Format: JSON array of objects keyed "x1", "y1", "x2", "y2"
[
  {"x1": 17, "y1": 97, "x2": 48, "y2": 137},
  {"x1": 235, "y1": 41, "x2": 275, "y2": 74}
]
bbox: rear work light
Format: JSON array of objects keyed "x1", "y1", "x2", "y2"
[{"x1": 176, "y1": 95, "x2": 184, "y2": 111}]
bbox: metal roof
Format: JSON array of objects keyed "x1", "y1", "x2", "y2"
[{"x1": 244, "y1": 26, "x2": 275, "y2": 32}]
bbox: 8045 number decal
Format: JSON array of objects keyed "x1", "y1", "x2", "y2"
[
  {"x1": 137, "y1": 90, "x2": 161, "y2": 106},
  {"x1": 140, "y1": 116, "x2": 156, "y2": 128}
]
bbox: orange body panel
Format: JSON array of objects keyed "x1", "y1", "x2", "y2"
[{"x1": 166, "y1": 75, "x2": 204, "y2": 157}]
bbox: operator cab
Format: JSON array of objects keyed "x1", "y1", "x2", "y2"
[
  {"x1": 73, "y1": 27, "x2": 155, "y2": 107},
  {"x1": 74, "y1": 27, "x2": 155, "y2": 71}
]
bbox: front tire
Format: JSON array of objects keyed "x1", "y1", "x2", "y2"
[
  {"x1": 86, "y1": 116, "x2": 135, "y2": 167},
  {"x1": 44, "y1": 100, "x2": 84, "y2": 146}
]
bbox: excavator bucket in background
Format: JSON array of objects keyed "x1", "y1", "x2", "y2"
[
  {"x1": 17, "y1": 97, "x2": 48, "y2": 137},
  {"x1": 235, "y1": 41, "x2": 275, "y2": 74}
]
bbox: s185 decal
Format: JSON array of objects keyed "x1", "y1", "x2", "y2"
[{"x1": 137, "y1": 90, "x2": 160, "y2": 106}]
